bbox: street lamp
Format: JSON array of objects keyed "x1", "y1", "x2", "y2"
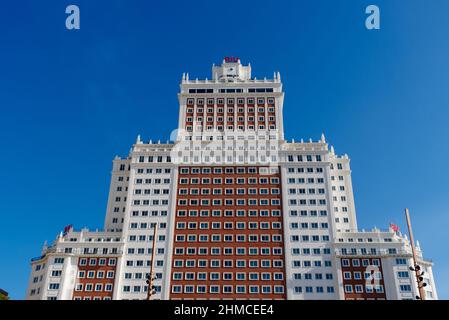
[
  {"x1": 146, "y1": 223, "x2": 158, "y2": 300},
  {"x1": 405, "y1": 208, "x2": 426, "y2": 300}
]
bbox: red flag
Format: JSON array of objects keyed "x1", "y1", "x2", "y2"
[
  {"x1": 63, "y1": 224, "x2": 73, "y2": 236},
  {"x1": 389, "y1": 223, "x2": 399, "y2": 232}
]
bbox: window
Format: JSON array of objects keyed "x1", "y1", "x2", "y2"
[
  {"x1": 51, "y1": 270, "x2": 62, "y2": 277},
  {"x1": 223, "y1": 286, "x2": 233, "y2": 294},
  {"x1": 210, "y1": 286, "x2": 219, "y2": 294},
  {"x1": 400, "y1": 285, "x2": 412, "y2": 292},
  {"x1": 375, "y1": 285, "x2": 384, "y2": 293},
  {"x1": 49, "y1": 283, "x2": 60, "y2": 290},
  {"x1": 171, "y1": 285, "x2": 182, "y2": 294}
]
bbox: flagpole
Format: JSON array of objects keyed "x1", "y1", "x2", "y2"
[{"x1": 405, "y1": 208, "x2": 426, "y2": 300}]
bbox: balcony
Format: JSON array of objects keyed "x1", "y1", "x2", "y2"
[{"x1": 335, "y1": 248, "x2": 413, "y2": 257}]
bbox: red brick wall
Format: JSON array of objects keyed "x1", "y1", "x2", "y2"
[
  {"x1": 72, "y1": 257, "x2": 117, "y2": 300},
  {"x1": 340, "y1": 257, "x2": 387, "y2": 300},
  {"x1": 185, "y1": 98, "x2": 276, "y2": 131},
  {"x1": 170, "y1": 166, "x2": 287, "y2": 299}
]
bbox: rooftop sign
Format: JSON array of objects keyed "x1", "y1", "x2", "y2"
[{"x1": 224, "y1": 57, "x2": 239, "y2": 63}]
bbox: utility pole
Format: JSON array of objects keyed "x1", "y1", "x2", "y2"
[
  {"x1": 405, "y1": 208, "x2": 426, "y2": 300},
  {"x1": 146, "y1": 223, "x2": 158, "y2": 300}
]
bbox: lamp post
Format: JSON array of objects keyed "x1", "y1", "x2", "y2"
[
  {"x1": 146, "y1": 223, "x2": 158, "y2": 300},
  {"x1": 405, "y1": 208, "x2": 426, "y2": 300}
]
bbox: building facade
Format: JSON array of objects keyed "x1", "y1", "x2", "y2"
[{"x1": 26, "y1": 58, "x2": 437, "y2": 300}]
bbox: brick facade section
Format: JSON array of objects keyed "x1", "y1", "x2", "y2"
[
  {"x1": 170, "y1": 166, "x2": 287, "y2": 299},
  {"x1": 72, "y1": 257, "x2": 117, "y2": 300},
  {"x1": 340, "y1": 257, "x2": 387, "y2": 300}
]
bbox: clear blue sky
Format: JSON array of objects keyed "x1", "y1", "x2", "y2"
[{"x1": 0, "y1": 0, "x2": 448, "y2": 300}]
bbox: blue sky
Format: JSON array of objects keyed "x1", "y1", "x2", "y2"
[{"x1": 0, "y1": 0, "x2": 448, "y2": 299}]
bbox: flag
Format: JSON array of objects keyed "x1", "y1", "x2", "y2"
[
  {"x1": 63, "y1": 224, "x2": 73, "y2": 236},
  {"x1": 389, "y1": 223, "x2": 399, "y2": 232}
]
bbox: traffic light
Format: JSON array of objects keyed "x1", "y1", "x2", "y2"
[
  {"x1": 145, "y1": 273, "x2": 158, "y2": 296},
  {"x1": 409, "y1": 264, "x2": 421, "y2": 272},
  {"x1": 151, "y1": 282, "x2": 157, "y2": 294}
]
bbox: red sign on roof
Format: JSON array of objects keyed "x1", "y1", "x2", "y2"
[{"x1": 224, "y1": 57, "x2": 239, "y2": 63}]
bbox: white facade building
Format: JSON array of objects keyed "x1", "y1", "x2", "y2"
[{"x1": 26, "y1": 59, "x2": 437, "y2": 300}]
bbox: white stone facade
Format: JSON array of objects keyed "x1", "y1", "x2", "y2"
[{"x1": 26, "y1": 59, "x2": 437, "y2": 300}]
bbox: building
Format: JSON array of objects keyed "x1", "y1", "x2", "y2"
[
  {"x1": 0, "y1": 288, "x2": 9, "y2": 300},
  {"x1": 26, "y1": 58, "x2": 437, "y2": 300}
]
